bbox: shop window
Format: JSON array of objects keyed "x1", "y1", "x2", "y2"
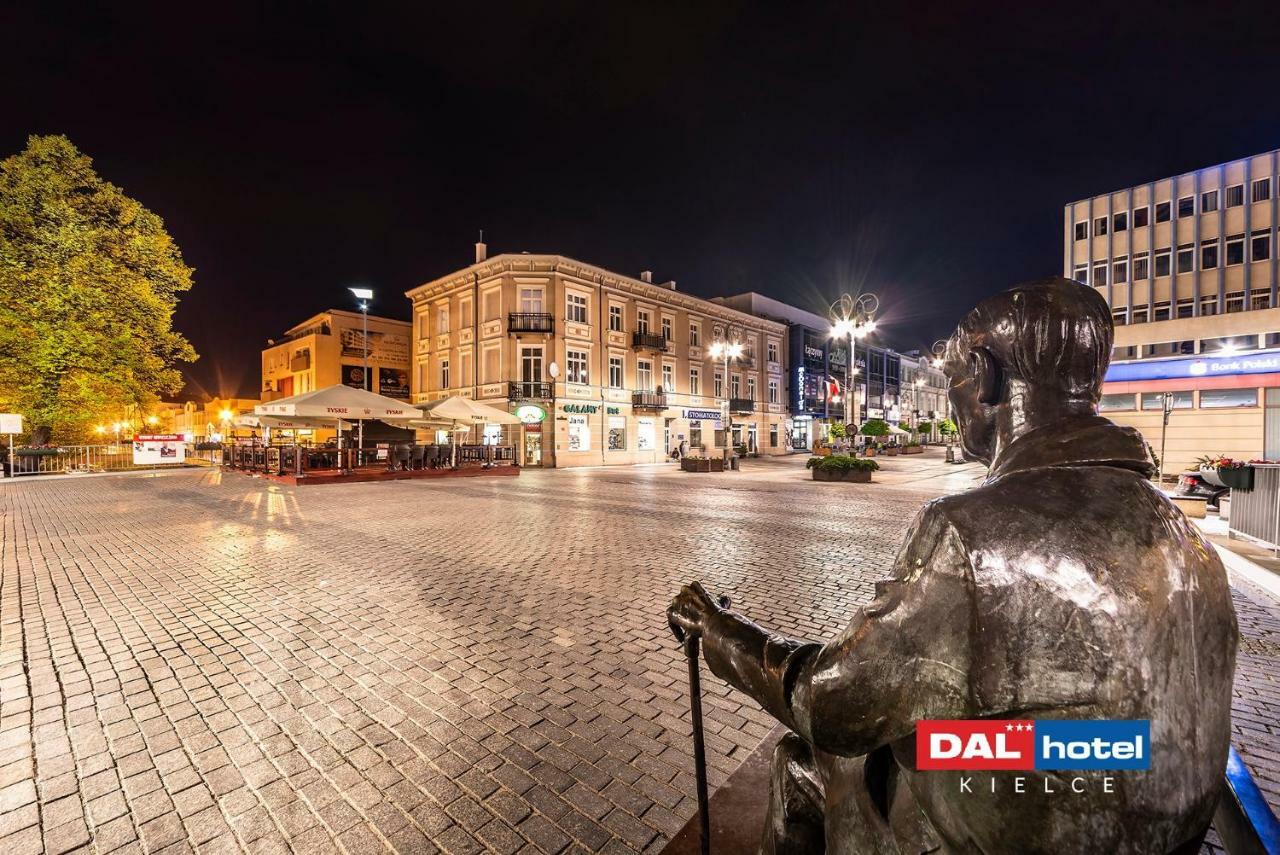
[
  {"x1": 1099, "y1": 393, "x2": 1136, "y2": 412},
  {"x1": 1200, "y1": 388, "x2": 1258, "y2": 409},
  {"x1": 1141, "y1": 391, "x2": 1193, "y2": 410},
  {"x1": 607, "y1": 416, "x2": 627, "y2": 451},
  {"x1": 690, "y1": 424, "x2": 702, "y2": 448}
]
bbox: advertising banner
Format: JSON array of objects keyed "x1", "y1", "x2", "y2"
[
  {"x1": 379, "y1": 367, "x2": 410, "y2": 399},
  {"x1": 1106, "y1": 349, "x2": 1280, "y2": 382},
  {"x1": 132, "y1": 435, "x2": 185, "y2": 465},
  {"x1": 567, "y1": 414, "x2": 590, "y2": 451},
  {"x1": 341, "y1": 364, "x2": 367, "y2": 390}
]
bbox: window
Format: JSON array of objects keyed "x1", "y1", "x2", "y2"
[
  {"x1": 746, "y1": 377, "x2": 756, "y2": 401},
  {"x1": 637, "y1": 310, "x2": 650, "y2": 334},
  {"x1": 608, "y1": 356, "x2": 624, "y2": 388},
  {"x1": 1074, "y1": 221, "x2": 1088, "y2": 240},
  {"x1": 609, "y1": 305, "x2": 623, "y2": 332},
  {"x1": 1073, "y1": 264, "x2": 1089, "y2": 284},
  {"x1": 1252, "y1": 293, "x2": 1272, "y2": 311},
  {"x1": 1202, "y1": 244, "x2": 1218, "y2": 269},
  {"x1": 1176, "y1": 247, "x2": 1194, "y2": 274},
  {"x1": 1113, "y1": 211, "x2": 1128, "y2": 232},
  {"x1": 1154, "y1": 249, "x2": 1171, "y2": 277},
  {"x1": 1093, "y1": 263, "x2": 1108, "y2": 286},
  {"x1": 1154, "y1": 301, "x2": 1171, "y2": 321},
  {"x1": 440, "y1": 359, "x2": 450, "y2": 390},
  {"x1": 566, "y1": 293, "x2": 588, "y2": 324},
  {"x1": 607, "y1": 416, "x2": 626, "y2": 451},
  {"x1": 520, "y1": 288, "x2": 543, "y2": 313},
  {"x1": 1094, "y1": 216, "x2": 1108, "y2": 236},
  {"x1": 1252, "y1": 178, "x2": 1271, "y2": 203},
  {"x1": 1226, "y1": 184, "x2": 1244, "y2": 207},
  {"x1": 566, "y1": 349, "x2": 588, "y2": 385},
  {"x1": 689, "y1": 367, "x2": 700, "y2": 396},
  {"x1": 1141, "y1": 391, "x2": 1193, "y2": 410},
  {"x1": 1201, "y1": 190, "x2": 1218, "y2": 213},
  {"x1": 767, "y1": 342, "x2": 779, "y2": 363},
  {"x1": 1177, "y1": 299, "x2": 1194, "y2": 318},
  {"x1": 1177, "y1": 196, "x2": 1194, "y2": 218},
  {"x1": 731, "y1": 375, "x2": 741, "y2": 397},
  {"x1": 1131, "y1": 307, "x2": 1149, "y2": 324},
  {"x1": 713, "y1": 371, "x2": 723, "y2": 397},
  {"x1": 1155, "y1": 201, "x2": 1171, "y2": 223},
  {"x1": 690, "y1": 424, "x2": 702, "y2": 448},
  {"x1": 1133, "y1": 206, "x2": 1150, "y2": 228},
  {"x1": 1227, "y1": 238, "x2": 1245, "y2": 265},
  {"x1": 1099, "y1": 393, "x2": 1135, "y2": 412},
  {"x1": 1252, "y1": 233, "x2": 1271, "y2": 262},
  {"x1": 768, "y1": 379, "x2": 779, "y2": 404},
  {"x1": 1112, "y1": 310, "x2": 1127, "y2": 326},
  {"x1": 662, "y1": 364, "x2": 674, "y2": 392},
  {"x1": 1133, "y1": 256, "x2": 1150, "y2": 280},
  {"x1": 437, "y1": 305, "x2": 450, "y2": 334},
  {"x1": 689, "y1": 322, "x2": 700, "y2": 346},
  {"x1": 636, "y1": 359, "x2": 653, "y2": 391},
  {"x1": 1226, "y1": 291, "x2": 1245, "y2": 313},
  {"x1": 1200, "y1": 388, "x2": 1258, "y2": 409},
  {"x1": 1113, "y1": 259, "x2": 1128, "y2": 283},
  {"x1": 770, "y1": 424, "x2": 778, "y2": 448},
  {"x1": 1200, "y1": 296, "x2": 1218, "y2": 316},
  {"x1": 661, "y1": 317, "x2": 672, "y2": 341}
]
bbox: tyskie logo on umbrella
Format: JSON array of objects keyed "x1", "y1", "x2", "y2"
[{"x1": 916, "y1": 720, "x2": 1150, "y2": 771}]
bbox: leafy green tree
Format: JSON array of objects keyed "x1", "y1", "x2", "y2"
[
  {"x1": 937, "y1": 418, "x2": 958, "y2": 436},
  {"x1": 0, "y1": 135, "x2": 197, "y2": 441},
  {"x1": 860, "y1": 418, "x2": 889, "y2": 437}
]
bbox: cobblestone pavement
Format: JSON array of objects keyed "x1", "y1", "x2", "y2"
[{"x1": 0, "y1": 452, "x2": 1276, "y2": 854}]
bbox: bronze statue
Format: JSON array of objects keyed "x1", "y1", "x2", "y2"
[{"x1": 669, "y1": 279, "x2": 1238, "y2": 854}]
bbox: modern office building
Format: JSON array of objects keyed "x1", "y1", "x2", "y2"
[
  {"x1": 713, "y1": 292, "x2": 909, "y2": 449},
  {"x1": 898, "y1": 352, "x2": 948, "y2": 431},
  {"x1": 261, "y1": 309, "x2": 412, "y2": 402},
  {"x1": 1065, "y1": 147, "x2": 1280, "y2": 472},
  {"x1": 404, "y1": 245, "x2": 789, "y2": 467}
]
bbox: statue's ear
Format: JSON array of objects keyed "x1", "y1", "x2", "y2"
[{"x1": 969, "y1": 347, "x2": 1003, "y2": 405}]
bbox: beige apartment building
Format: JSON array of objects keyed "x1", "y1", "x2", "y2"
[
  {"x1": 1065, "y1": 147, "x2": 1280, "y2": 472},
  {"x1": 261, "y1": 309, "x2": 412, "y2": 402},
  {"x1": 405, "y1": 245, "x2": 789, "y2": 467}
]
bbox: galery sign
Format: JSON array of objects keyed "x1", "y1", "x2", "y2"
[{"x1": 132, "y1": 435, "x2": 186, "y2": 465}]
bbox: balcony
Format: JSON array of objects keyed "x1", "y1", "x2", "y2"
[
  {"x1": 508, "y1": 313, "x2": 555, "y2": 334},
  {"x1": 729, "y1": 397, "x2": 755, "y2": 413},
  {"x1": 631, "y1": 331, "x2": 668, "y2": 352},
  {"x1": 632, "y1": 390, "x2": 668, "y2": 410},
  {"x1": 509, "y1": 381, "x2": 554, "y2": 400},
  {"x1": 289, "y1": 353, "x2": 310, "y2": 371}
]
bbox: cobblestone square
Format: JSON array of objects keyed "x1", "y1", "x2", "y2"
[{"x1": 1, "y1": 454, "x2": 1277, "y2": 854}]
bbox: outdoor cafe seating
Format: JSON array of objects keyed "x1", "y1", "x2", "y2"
[{"x1": 222, "y1": 439, "x2": 516, "y2": 479}]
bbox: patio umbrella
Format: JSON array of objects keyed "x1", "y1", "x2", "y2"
[
  {"x1": 424, "y1": 396, "x2": 521, "y2": 467},
  {"x1": 888, "y1": 423, "x2": 911, "y2": 435},
  {"x1": 256, "y1": 385, "x2": 423, "y2": 469}
]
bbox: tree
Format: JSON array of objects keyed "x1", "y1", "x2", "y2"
[
  {"x1": 937, "y1": 418, "x2": 958, "y2": 437},
  {"x1": 860, "y1": 418, "x2": 889, "y2": 438},
  {"x1": 0, "y1": 135, "x2": 197, "y2": 441}
]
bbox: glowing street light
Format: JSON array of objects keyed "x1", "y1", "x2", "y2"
[
  {"x1": 146, "y1": 415, "x2": 158, "y2": 427},
  {"x1": 708, "y1": 339, "x2": 745, "y2": 463},
  {"x1": 829, "y1": 293, "x2": 879, "y2": 428},
  {"x1": 349, "y1": 286, "x2": 374, "y2": 464}
]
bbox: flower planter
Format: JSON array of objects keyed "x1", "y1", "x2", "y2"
[
  {"x1": 885, "y1": 447, "x2": 900, "y2": 456},
  {"x1": 901, "y1": 445, "x2": 924, "y2": 455},
  {"x1": 682, "y1": 457, "x2": 724, "y2": 473},
  {"x1": 813, "y1": 468, "x2": 871, "y2": 483},
  {"x1": 1218, "y1": 466, "x2": 1254, "y2": 491},
  {"x1": 1198, "y1": 465, "x2": 1226, "y2": 488}
]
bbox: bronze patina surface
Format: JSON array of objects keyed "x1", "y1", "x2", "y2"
[{"x1": 668, "y1": 279, "x2": 1239, "y2": 854}]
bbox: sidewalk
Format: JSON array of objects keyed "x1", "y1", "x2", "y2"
[{"x1": 1195, "y1": 514, "x2": 1280, "y2": 602}]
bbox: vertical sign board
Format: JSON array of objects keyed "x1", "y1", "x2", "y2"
[
  {"x1": 133, "y1": 435, "x2": 186, "y2": 465},
  {"x1": 0, "y1": 414, "x2": 21, "y2": 478}
]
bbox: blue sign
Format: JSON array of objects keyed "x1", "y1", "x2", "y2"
[
  {"x1": 1106, "y1": 350, "x2": 1280, "y2": 382},
  {"x1": 1034, "y1": 720, "x2": 1150, "y2": 771},
  {"x1": 683, "y1": 408, "x2": 721, "y2": 421}
]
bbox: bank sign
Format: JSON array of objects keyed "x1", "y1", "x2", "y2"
[
  {"x1": 1106, "y1": 349, "x2": 1280, "y2": 382},
  {"x1": 916, "y1": 720, "x2": 1150, "y2": 771}
]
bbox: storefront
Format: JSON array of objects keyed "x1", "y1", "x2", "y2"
[{"x1": 1100, "y1": 349, "x2": 1280, "y2": 475}]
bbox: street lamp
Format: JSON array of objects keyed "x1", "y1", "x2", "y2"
[
  {"x1": 829, "y1": 293, "x2": 878, "y2": 430},
  {"x1": 219, "y1": 408, "x2": 234, "y2": 442},
  {"x1": 349, "y1": 286, "x2": 374, "y2": 466},
  {"x1": 708, "y1": 340, "x2": 744, "y2": 463}
]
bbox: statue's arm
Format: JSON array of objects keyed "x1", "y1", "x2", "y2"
[{"x1": 701, "y1": 502, "x2": 973, "y2": 756}]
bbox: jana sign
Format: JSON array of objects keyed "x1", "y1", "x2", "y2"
[
  {"x1": 515, "y1": 405, "x2": 546, "y2": 424},
  {"x1": 132, "y1": 435, "x2": 186, "y2": 465}
]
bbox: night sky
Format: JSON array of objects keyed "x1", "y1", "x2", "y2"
[{"x1": 4, "y1": 3, "x2": 1279, "y2": 398}]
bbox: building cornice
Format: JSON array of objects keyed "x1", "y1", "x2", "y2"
[{"x1": 404, "y1": 254, "x2": 787, "y2": 336}]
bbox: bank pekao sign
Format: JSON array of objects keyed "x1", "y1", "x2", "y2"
[{"x1": 1106, "y1": 349, "x2": 1280, "y2": 382}]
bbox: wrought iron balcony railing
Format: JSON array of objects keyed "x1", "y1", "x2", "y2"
[
  {"x1": 507, "y1": 313, "x2": 555, "y2": 334},
  {"x1": 508, "y1": 381, "x2": 554, "y2": 400},
  {"x1": 632, "y1": 391, "x2": 668, "y2": 410},
  {"x1": 729, "y1": 397, "x2": 755, "y2": 413},
  {"x1": 631, "y1": 331, "x2": 668, "y2": 351}
]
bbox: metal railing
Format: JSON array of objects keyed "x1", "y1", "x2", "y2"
[
  {"x1": 631, "y1": 331, "x2": 668, "y2": 351},
  {"x1": 509, "y1": 381, "x2": 554, "y2": 400},
  {"x1": 5, "y1": 444, "x2": 222, "y2": 477},
  {"x1": 729, "y1": 397, "x2": 756, "y2": 413},
  {"x1": 1228, "y1": 464, "x2": 1280, "y2": 551},
  {"x1": 508, "y1": 313, "x2": 554, "y2": 334},
  {"x1": 632, "y1": 391, "x2": 668, "y2": 409}
]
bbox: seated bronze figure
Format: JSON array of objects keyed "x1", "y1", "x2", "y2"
[{"x1": 668, "y1": 279, "x2": 1238, "y2": 854}]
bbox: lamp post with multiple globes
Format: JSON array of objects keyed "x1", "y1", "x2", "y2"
[
  {"x1": 829, "y1": 293, "x2": 878, "y2": 430},
  {"x1": 708, "y1": 340, "x2": 743, "y2": 462},
  {"x1": 349, "y1": 287, "x2": 374, "y2": 464}
]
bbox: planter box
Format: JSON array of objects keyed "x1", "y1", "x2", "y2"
[
  {"x1": 885, "y1": 447, "x2": 900, "y2": 456},
  {"x1": 1199, "y1": 465, "x2": 1226, "y2": 488},
  {"x1": 812, "y1": 468, "x2": 871, "y2": 483},
  {"x1": 1218, "y1": 466, "x2": 1254, "y2": 491},
  {"x1": 682, "y1": 458, "x2": 724, "y2": 473},
  {"x1": 901, "y1": 445, "x2": 924, "y2": 454}
]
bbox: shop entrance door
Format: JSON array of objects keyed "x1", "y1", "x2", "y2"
[{"x1": 524, "y1": 431, "x2": 543, "y2": 466}]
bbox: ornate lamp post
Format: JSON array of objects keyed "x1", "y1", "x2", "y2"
[
  {"x1": 349, "y1": 287, "x2": 374, "y2": 464},
  {"x1": 829, "y1": 293, "x2": 878, "y2": 429},
  {"x1": 708, "y1": 340, "x2": 743, "y2": 462}
]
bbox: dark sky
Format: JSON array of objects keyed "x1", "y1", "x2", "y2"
[{"x1": 4, "y1": 2, "x2": 1279, "y2": 398}]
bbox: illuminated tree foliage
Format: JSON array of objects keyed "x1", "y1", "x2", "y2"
[{"x1": 0, "y1": 135, "x2": 197, "y2": 440}]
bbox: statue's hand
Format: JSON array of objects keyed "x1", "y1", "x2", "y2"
[{"x1": 667, "y1": 581, "x2": 727, "y2": 642}]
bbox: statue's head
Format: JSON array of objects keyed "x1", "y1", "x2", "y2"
[{"x1": 942, "y1": 278, "x2": 1113, "y2": 465}]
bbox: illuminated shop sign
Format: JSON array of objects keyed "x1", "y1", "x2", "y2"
[
  {"x1": 1106, "y1": 350, "x2": 1280, "y2": 382},
  {"x1": 562, "y1": 404, "x2": 621, "y2": 415},
  {"x1": 682, "y1": 409, "x2": 721, "y2": 421}
]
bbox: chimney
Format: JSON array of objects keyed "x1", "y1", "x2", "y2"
[
  {"x1": 475, "y1": 230, "x2": 487, "y2": 264},
  {"x1": 640, "y1": 270, "x2": 652, "y2": 283},
  {"x1": 666, "y1": 280, "x2": 677, "y2": 291}
]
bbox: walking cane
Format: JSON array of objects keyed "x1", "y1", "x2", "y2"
[{"x1": 676, "y1": 593, "x2": 729, "y2": 855}]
